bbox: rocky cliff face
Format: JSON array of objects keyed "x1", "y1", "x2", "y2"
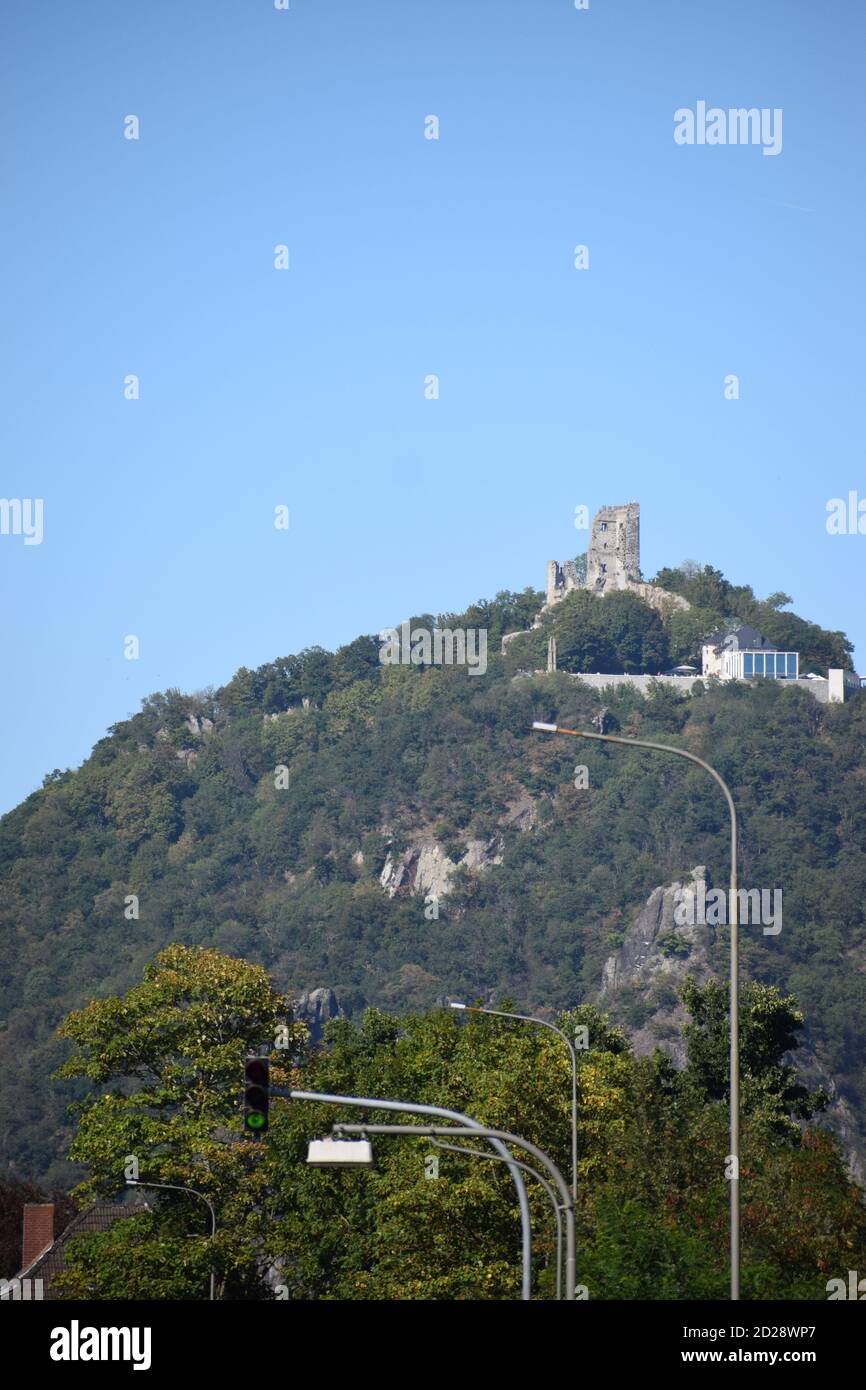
[
  {"x1": 377, "y1": 791, "x2": 537, "y2": 903},
  {"x1": 597, "y1": 869, "x2": 865, "y2": 1183},
  {"x1": 378, "y1": 837, "x2": 504, "y2": 901},
  {"x1": 599, "y1": 866, "x2": 713, "y2": 1064},
  {"x1": 294, "y1": 986, "x2": 342, "y2": 1043}
]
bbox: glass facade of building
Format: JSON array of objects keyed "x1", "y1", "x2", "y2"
[{"x1": 741, "y1": 651, "x2": 798, "y2": 679}]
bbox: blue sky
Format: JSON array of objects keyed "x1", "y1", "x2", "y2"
[{"x1": 1, "y1": 0, "x2": 864, "y2": 814}]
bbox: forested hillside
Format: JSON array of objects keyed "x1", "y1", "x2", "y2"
[{"x1": 1, "y1": 570, "x2": 864, "y2": 1187}]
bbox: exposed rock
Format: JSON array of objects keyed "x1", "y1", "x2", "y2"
[
  {"x1": 599, "y1": 866, "x2": 712, "y2": 1064},
  {"x1": 379, "y1": 842, "x2": 457, "y2": 899},
  {"x1": 790, "y1": 1045, "x2": 865, "y2": 1186},
  {"x1": 598, "y1": 868, "x2": 866, "y2": 1179},
  {"x1": 283, "y1": 867, "x2": 314, "y2": 887},
  {"x1": 379, "y1": 835, "x2": 506, "y2": 901},
  {"x1": 600, "y1": 867, "x2": 709, "y2": 998},
  {"x1": 294, "y1": 987, "x2": 342, "y2": 1043},
  {"x1": 185, "y1": 714, "x2": 213, "y2": 737},
  {"x1": 413, "y1": 844, "x2": 457, "y2": 899},
  {"x1": 379, "y1": 851, "x2": 411, "y2": 897},
  {"x1": 627, "y1": 581, "x2": 691, "y2": 616},
  {"x1": 502, "y1": 790, "x2": 537, "y2": 833},
  {"x1": 461, "y1": 837, "x2": 504, "y2": 872}
]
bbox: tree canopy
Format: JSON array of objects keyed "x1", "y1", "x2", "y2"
[{"x1": 50, "y1": 950, "x2": 866, "y2": 1301}]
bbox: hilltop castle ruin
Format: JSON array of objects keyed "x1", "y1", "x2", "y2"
[
  {"x1": 545, "y1": 502, "x2": 689, "y2": 616},
  {"x1": 502, "y1": 501, "x2": 858, "y2": 702}
]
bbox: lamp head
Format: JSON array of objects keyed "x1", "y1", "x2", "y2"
[{"x1": 306, "y1": 1138, "x2": 374, "y2": 1169}]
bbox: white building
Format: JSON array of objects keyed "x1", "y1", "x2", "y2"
[{"x1": 702, "y1": 624, "x2": 799, "y2": 682}]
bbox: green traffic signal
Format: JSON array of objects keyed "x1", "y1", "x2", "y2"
[{"x1": 243, "y1": 1057, "x2": 270, "y2": 1137}]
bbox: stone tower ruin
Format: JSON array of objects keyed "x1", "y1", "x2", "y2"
[
  {"x1": 585, "y1": 501, "x2": 641, "y2": 593},
  {"x1": 542, "y1": 501, "x2": 689, "y2": 617},
  {"x1": 545, "y1": 502, "x2": 641, "y2": 607}
]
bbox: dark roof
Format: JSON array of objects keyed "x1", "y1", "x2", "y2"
[
  {"x1": 707, "y1": 624, "x2": 772, "y2": 653},
  {"x1": 16, "y1": 1202, "x2": 148, "y2": 1298}
]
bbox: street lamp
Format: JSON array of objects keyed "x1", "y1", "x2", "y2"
[
  {"x1": 531, "y1": 719, "x2": 741, "y2": 1301},
  {"x1": 333, "y1": 1121, "x2": 577, "y2": 1301},
  {"x1": 307, "y1": 1138, "x2": 374, "y2": 1167},
  {"x1": 284, "y1": 1089, "x2": 534, "y2": 1300},
  {"x1": 427, "y1": 1137, "x2": 566, "y2": 1301},
  {"x1": 450, "y1": 1001, "x2": 579, "y2": 1203},
  {"x1": 126, "y1": 1180, "x2": 217, "y2": 1301},
  {"x1": 310, "y1": 1124, "x2": 565, "y2": 1299}
]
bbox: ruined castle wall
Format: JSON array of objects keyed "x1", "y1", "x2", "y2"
[
  {"x1": 543, "y1": 503, "x2": 689, "y2": 616},
  {"x1": 586, "y1": 502, "x2": 641, "y2": 593}
]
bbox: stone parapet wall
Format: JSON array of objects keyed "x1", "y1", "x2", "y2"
[{"x1": 515, "y1": 671, "x2": 845, "y2": 704}]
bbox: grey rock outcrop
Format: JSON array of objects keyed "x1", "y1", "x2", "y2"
[
  {"x1": 599, "y1": 866, "x2": 712, "y2": 1064},
  {"x1": 294, "y1": 987, "x2": 342, "y2": 1043},
  {"x1": 379, "y1": 836, "x2": 504, "y2": 901},
  {"x1": 185, "y1": 714, "x2": 214, "y2": 737},
  {"x1": 598, "y1": 868, "x2": 866, "y2": 1180}
]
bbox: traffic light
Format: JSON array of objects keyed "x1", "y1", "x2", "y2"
[{"x1": 243, "y1": 1056, "x2": 270, "y2": 1137}]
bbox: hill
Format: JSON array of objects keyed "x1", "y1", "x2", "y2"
[{"x1": 1, "y1": 569, "x2": 864, "y2": 1186}]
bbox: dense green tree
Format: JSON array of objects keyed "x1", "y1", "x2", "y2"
[
  {"x1": 51, "y1": 965, "x2": 866, "y2": 1301},
  {"x1": 53, "y1": 945, "x2": 306, "y2": 1299},
  {"x1": 552, "y1": 591, "x2": 619, "y2": 672},
  {"x1": 653, "y1": 565, "x2": 853, "y2": 672},
  {"x1": 666, "y1": 606, "x2": 725, "y2": 664},
  {"x1": 681, "y1": 978, "x2": 827, "y2": 1128},
  {"x1": 591, "y1": 591, "x2": 670, "y2": 673},
  {"x1": 438, "y1": 588, "x2": 544, "y2": 648}
]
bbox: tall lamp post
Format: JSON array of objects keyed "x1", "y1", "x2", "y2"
[
  {"x1": 332, "y1": 1121, "x2": 576, "y2": 1302},
  {"x1": 126, "y1": 1180, "x2": 217, "y2": 1301},
  {"x1": 449, "y1": 1001, "x2": 578, "y2": 1203},
  {"x1": 286, "y1": 1089, "x2": 534, "y2": 1300},
  {"x1": 427, "y1": 1136, "x2": 566, "y2": 1300},
  {"x1": 531, "y1": 719, "x2": 741, "y2": 1301}
]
